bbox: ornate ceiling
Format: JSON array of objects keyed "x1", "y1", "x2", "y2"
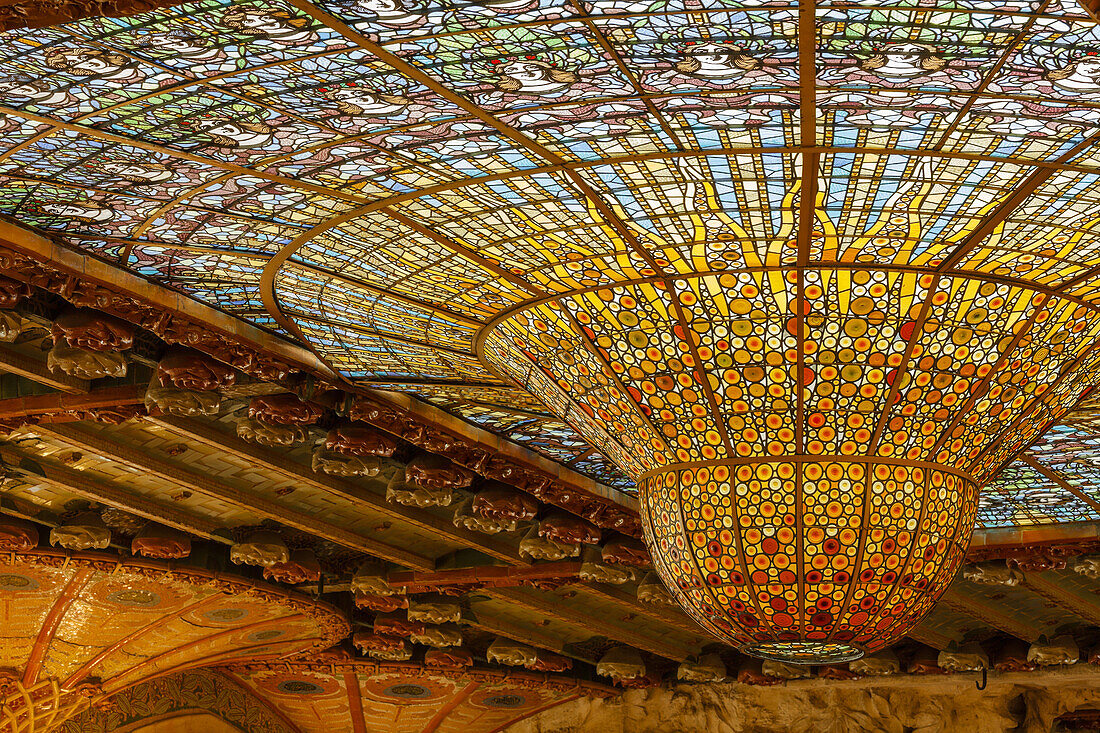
[
  {"x1": 1, "y1": 0, "x2": 1100, "y2": 509},
  {"x1": 5, "y1": 0, "x2": 1100, "y2": 725}
]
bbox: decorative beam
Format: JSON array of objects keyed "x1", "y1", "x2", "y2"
[
  {"x1": 421, "y1": 681, "x2": 480, "y2": 733},
  {"x1": 36, "y1": 423, "x2": 434, "y2": 570},
  {"x1": 0, "y1": 443, "x2": 229, "y2": 542},
  {"x1": 461, "y1": 608, "x2": 600, "y2": 665},
  {"x1": 145, "y1": 414, "x2": 524, "y2": 565},
  {"x1": 0, "y1": 219, "x2": 332, "y2": 382},
  {"x1": 344, "y1": 670, "x2": 368, "y2": 733},
  {"x1": 386, "y1": 562, "x2": 581, "y2": 593},
  {"x1": 577, "y1": 583, "x2": 706, "y2": 638},
  {"x1": 0, "y1": 383, "x2": 146, "y2": 419},
  {"x1": 939, "y1": 589, "x2": 1045, "y2": 642},
  {"x1": 23, "y1": 569, "x2": 93, "y2": 686},
  {"x1": 1023, "y1": 571, "x2": 1100, "y2": 627},
  {"x1": 488, "y1": 587, "x2": 695, "y2": 662},
  {"x1": 0, "y1": 343, "x2": 88, "y2": 394},
  {"x1": 904, "y1": 624, "x2": 955, "y2": 651}
]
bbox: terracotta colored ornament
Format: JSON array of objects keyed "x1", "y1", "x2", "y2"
[
  {"x1": 452, "y1": 495, "x2": 510, "y2": 534},
  {"x1": 762, "y1": 659, "x2": 812, "y2": 680},
  {"x1": 248, "y1": 394, "x2": 323, "y2": 426},
  {"x1": 994, "y1": 639, "x2": 1037, "y2": 673},
  {"x1": 0, "y1": 517, "x2": 38, "y2": 551},
  {"x1": 579, "y1": 545, "x2": 634, "y2": 585},
  {"x1": 472, "y1": 484, "x2": 539, "y2": 525},
  {"x1": 354, "y1": 593, "x2": 408, "y2": 613},
  {"x1": 849, "y1": 650, "x2": 901, "y2": 676},
  {"x1": 352, "y1": 632, "x2": 412, "y2": 661},
  {"x1": 263, "y1": 549, "x2": 322, "y2": 584},
  {"x1": 601, "y1": 535, "x2": 651, "y2": 568},
  {"x1": 636, "y1": 572, "x2": 675, "y2": 606},
  {"x1": 373, "y1": 614, "x2": 424, "y2": 638},
  {"x1": 404, "y1": 453, "x2": 474, "y2": 490},
  {"x1": 907, "y1": 647, "x2": 948, "y2": 675},
  {"x1": 52, "y1": 307, "x2": 134, "y2": 351},
  {"x1": 1028, "y1": 635, "x2": 1079, "y2": 666},
  {"x1": 596, "y1": 646, "x2": 645, "y2": 682},
  {"x1": 407, "y1": 597, "x2": 461, "y2": 625},
  {"x1": 350, "y1": 564, "x2": 400, "y2": 596},
  {"x1": 817, "y1": 664, "x2": 862, "y2": 680},
  {"x1": 538, "y1": 512, "x2": 600, "y2": 546},
  {"x1": 735, "y1": 659, "x2": 782, "y2": 686},
  {"x1": 144, "y1": 382, "x2": 221, "y2": 417},
  {"x1": 938, "y1": 643, "x2": 989, "y2": 672},
  {"x1": 311, "y1": 447, "x2": 383, "y2": 477},
  {"x1": 325, "y1": 424, "x2": 397, "y2": 457},
  {"x1": 961, "y1": 561, "x2": 1022, "y2": 586},
  {"x1": 424, "y1": 648, "x2": 473, "y2": 669},
  {"x1": 519, "y1": 525, "x2": 579, "y2": 561},
  {"x1": 131, "y1": 523, "x2": 191, "y2": 559},
  {"x1": 236, "y1": 417, "x2": 307, "y2": 447},
  {"x1": 387, "y1": 474, "x2": 454, "y2": 508},
  {"x1": 486, "y1": 638, "x2": 537, "y2": 667},
  {"x1": 157, "y1": 346, "x2": 237, "y2": 391},
  {"x1": 409, "y1": 624, "x2": 463, "y2": 648},
  {"x1": 528, "y1": 650, "x2": 572, "y2": 673},
  {"x1": 0, "y1": 275, "x2": 30, "y2": 309},
  {"x1": 678, "y1": 654, "x2": 726, "y2": 682}
]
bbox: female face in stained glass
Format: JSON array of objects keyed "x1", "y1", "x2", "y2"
[
  {"x1": 189, "y1": 117, "x2": 278, "y2": 149},
  {"x1": 220, "y1": 8, "x2": 317, "y2": 44},
  {"x1": 861, "y1": 42, "x2": 947, "y2": 78},
  {"x1": 493, "y1": 59, "x2": 576, "y2": 94},
  {"x1": 43, "y1": 47, "x2": 136, "y2": 80},
  {"x1": 137, "y1": 32, "x2": 221, "y2": 61},
  {"x1": 99, "y1": 159, "x2": 176, "y2": 184},
  {"x1": 677, "y1": 42, "x2": 761, "y2": 80},
  {"x1": 351, "y1": 0, "x2": 426, "y2": 27},
  {"x1": 321, "y1": 84, "x2": 410, "y2": 116},
  {"x1": 1046, "y1": 53, "x2": 1100, "y2": 91},
  {"x1": 32, "y1": 200, "x2": 114, "y2": 222},
  {"x1": 0, "y1": 75, "x2": 68, "y2": 105}
]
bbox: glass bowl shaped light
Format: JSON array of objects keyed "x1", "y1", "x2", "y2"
[{"x1": 484, "y1": 269, "x2": 1100, "y2": 663}]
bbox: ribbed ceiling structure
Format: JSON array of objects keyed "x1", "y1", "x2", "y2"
[{"x1": 4, "y1": 0, "x2": 1100, "y2": 523}]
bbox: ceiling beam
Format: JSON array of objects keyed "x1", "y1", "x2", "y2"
[
  {"x1": 461, "y1": 607, "x2": 600, "y2": 666},
  {"x1": 939, "y1": 589, "x2": 1044, "y2": 642},
  {"x1": 35, "y1": 422, "x2": 434, "y2": 570},
  {"x1": 0, "y1": 442, "x2": 229, "y2": 542},
  {"x1": 488, "y1": 587, "x2": 695, "y2": 662},
  {"x1": 1023, "y1": 572, "x2": 1100, "y2": 627},
  {"x1": 145, "y1": 414, "x2": 524, "y2": 565},
  {"x1": 904, "y1": 624, "x2": 955, "y2": 651},
  {"x1": 0, "y1": 383, "x2": 146, "y2": 419},
  {"x1": 0, "y1": 344, "x2": 88, "y2": 394},
  {"x1": 576, "y1": 583, "x2": 706, "y2": 639}
]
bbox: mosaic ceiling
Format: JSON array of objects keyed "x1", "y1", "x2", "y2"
[{"x1": 4, "y1": 0, "x2": 1100, "y2": 522}]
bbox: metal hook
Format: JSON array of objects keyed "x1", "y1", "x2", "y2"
[{"x1": 975, "y1": 666, "x2": 987, "y2": 691}]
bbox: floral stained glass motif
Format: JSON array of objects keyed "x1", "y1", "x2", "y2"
[{"x1": 3, "y1": 0, "x2": 1100, "y2": 511}]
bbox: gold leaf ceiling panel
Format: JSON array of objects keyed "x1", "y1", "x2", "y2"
[{"x1": 0, "y1": 549, "x2": 347, "y2": 730}]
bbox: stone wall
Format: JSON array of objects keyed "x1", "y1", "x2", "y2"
[{"x1": 505, "y1": 667, "x2": 1100, "y2": 733}]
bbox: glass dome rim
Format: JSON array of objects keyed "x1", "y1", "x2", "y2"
[{"x1": 742, "y1": 641, "x2": 867, "y2": 665}]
